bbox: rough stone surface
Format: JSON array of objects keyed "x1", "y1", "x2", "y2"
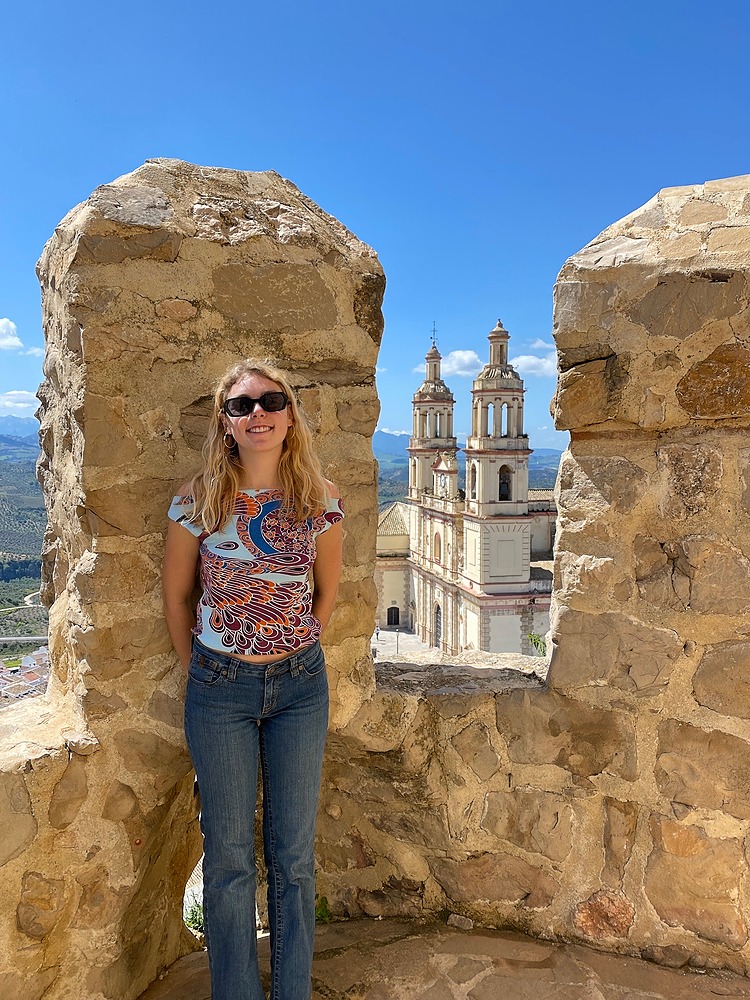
[
  {"x1": 136, "y1": 919, "x2": 750, "y2": 1000},
  {"x1": 573, "y1": 889, "x2": 635, "y2": 940},
  {"x1": 317, "y1": 175, "x2": 750, "y2": 982},
  {"x1": 645, "y1": 817, "x2": 748, "y2": 947},
  {"x1": 656, "y1": 721, "x2": 750, "y2": 819},
  {"x1": 9, "y1": 168, "x2": 750, "y2": 996},
  {"x1": 693, "y1": 641, "x2": 750, "y2": 718},
  {"x1": 0, "y1": 159, "x2": 383, "y2": 1000}
]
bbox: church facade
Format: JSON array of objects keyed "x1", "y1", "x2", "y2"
[{"x1": 375, "y1": 320, "x2": 557, "y2": 656}]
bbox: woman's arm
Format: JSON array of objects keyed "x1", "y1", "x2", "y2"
[
  {"x1": 163, "y1": 519, "x2": 201, "y2": 669},
  {"x1": 312, "y1": 484, "x2": 344, "y2": 632}
]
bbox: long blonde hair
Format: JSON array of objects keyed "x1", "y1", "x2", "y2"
[{"x1": 188, "y1": 359, "x2": 330, "y2": 531}]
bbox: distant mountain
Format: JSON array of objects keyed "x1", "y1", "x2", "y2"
[
  {"x1": 372, "y1": 429, "x2": 411, "y2": 456},
  {"x1": 0, "y1": 416, "x2": 38, "y2": 438},
  {"x1": 0, "y1": 436, "x2": 39, "y2": 463},
  {"x1": 373, "y1": 430, "x2": 562, "y2": 499},
  {"x1": 373, "y1": 430, "x2": 561, "y2": 467}
]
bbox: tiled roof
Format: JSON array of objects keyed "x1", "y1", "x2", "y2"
[
  {"x1": 378, "y1": 503, "x2": 408, "y2": 536},
  {"x1": 528, "y1": 489, "x2": 555, "y2": 500}
]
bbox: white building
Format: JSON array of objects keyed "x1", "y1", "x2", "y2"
[{"x1": 375, "y1": 320, "x2": 556, "y2": 656}]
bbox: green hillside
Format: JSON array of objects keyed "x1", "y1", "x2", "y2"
[{"x1": 0, "y1": 459, "x2": 45, "y2": 559}]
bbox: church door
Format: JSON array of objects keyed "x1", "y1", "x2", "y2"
[
  {"x1": 434, "y1": 604, "x2": 442, "y2": 647},
  {"x1": 387, "y1": 606, "x2": 400, "y2": 626}
]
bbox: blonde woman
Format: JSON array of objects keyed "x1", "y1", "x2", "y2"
[{"x1": 163, "y1": 359, "x2": 343, "y2": 1000}]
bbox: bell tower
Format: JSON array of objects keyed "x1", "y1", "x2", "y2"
[
  {"x1": 407, "y1": 340, "x2": 457, "y2": 499},
  {"x1": 464, "y1": 319, "x2": 530, "y2": 516}
]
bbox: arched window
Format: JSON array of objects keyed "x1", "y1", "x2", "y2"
[
  {"x1": 499, "y1": 465, "x2": 512, "y2": 501},
  {"x1": 434, "y1": 532, "x2": 442, "y2": 564},
  {"x1": 469, "y1": 463, "x2": 477, "y2": 500},
  {"x1": 487, "y1": 402, "x2": 495, "y2": 438},
  {"x1": 501, "y1": 402, "x2": 509, "y2": 436},
  {"x1": 434, "y1": 603, "x2": 442, "y2": 647}
]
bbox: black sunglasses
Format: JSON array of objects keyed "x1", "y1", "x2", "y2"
[{"x1": 223, "y1": 392, "x2": 289, "y2": 417}]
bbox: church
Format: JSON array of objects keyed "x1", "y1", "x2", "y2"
[{"x1": 375, "y1": 320, "x2": 557, "y2": 656}]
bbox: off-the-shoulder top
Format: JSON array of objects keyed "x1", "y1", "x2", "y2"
[{"x1": 168, "y1": 489, "x2": 344, "y2": 657}]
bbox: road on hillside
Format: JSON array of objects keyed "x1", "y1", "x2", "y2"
[{"x1": 0, "y1": 636, "x2": 48, "y2": 644}]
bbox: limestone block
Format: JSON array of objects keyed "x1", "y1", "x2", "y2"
[
  {"x1": 345, "y1": 690, "x2": 420, "y2": 752},
  {"x1": 155, "y1": 298, "x2": 198, "y2": 322},
  {"x1": 495, "y1": 689, "x2": 637, "y2": 780},
  {"x1": 479, "y1": 789, "x2": 573, "y2": 862},
  {"x1": 354, "y1": 876, "x2": 425, "y2": 919},
  {"x1": 83, "y1": 687, "x2": 128, "y2": 722},
  {"x1": 336, "y1": 396, "x2": 381, "y2": 437},
  {"x1": 451, "y1": 722, "x2": 500, "y2": 781},
  {"x1": 693, "y1": 641, "x2": 750, "y2": 718},
  {"x1": 556, "y1": 452, "x2": 648, "y2": 527},
  {"x1": 573, "y1": 889, "x2": 635, "y2": 940},
  {"x1": 102, "y1": 781, "x2": 139, "y2": 822},
  {"x1": 0, "y1": 970, "x2": 57, "y2": 1000},
  {"x1": 0, "y1": 773, "x2": 38, "y2": 866},
  {"x1": 16, "y1": 872, "x2": 66, "y2": 940},
  {"x1": 636, "y1": 534, "x2": 750, "y2": 614},
  {"x1": 656, "y1": 720, "x2": 750, "y2": 819},
  {"x1": 48, "y1": 756, "x2": 88, "y2": 829},
  {"x1": 645, "y1": 816, "x2": 748, "y2": 947},
  {"x1": 73, "y1": 865, "x2": 129, "y2": 929},
  {"x1": 429, "y1": 853, "x2": 560, "y2": 908},
  {"x1": 553, "y1": 354, "x2": 631, "y2": 430},
  {"x1": 656, "y1": 444, "x2": 723, "y2": 519},
  {"x1": 602, "y1": 798, "x2": 639, "y2": 888},
  {"x1": 677, "y1": 344, "x2": 750, "y2": 419},
  {"x1": 549, "y1": 607, "x2": 683, "y2": 695},
  {"x1": 114, "y1": 729, "x2": 192, "y2": 796},
  {"x1": 628, "y1": 271, "x2": 745, "y2": 341}
]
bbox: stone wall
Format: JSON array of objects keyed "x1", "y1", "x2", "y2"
[
  {"x1": 316, "y1": 175, "x2": 750, "y2": 975},
  {"x1": 0, "y1": 160, "x2": 383, "y2": 1000}
]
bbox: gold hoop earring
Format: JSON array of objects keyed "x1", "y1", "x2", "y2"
[{"x1": 223, "y1": 432, "x2": 235, "y2": 449}]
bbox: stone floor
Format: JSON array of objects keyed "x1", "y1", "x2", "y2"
[{"x1": 138, "y1": 918, "x2": 750, "y2": 1000}]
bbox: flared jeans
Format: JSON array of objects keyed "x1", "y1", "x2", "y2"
[{"x1": 184, "y1": 638, "x2": 329, "y2": 1000}]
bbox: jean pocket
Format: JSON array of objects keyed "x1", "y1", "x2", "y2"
[
  {"x1": 301, "y1": 647, "x2": 326, "y2": 678},
  {"x1": 188, "y1": 654, "x2": 223, "y2": 686}
]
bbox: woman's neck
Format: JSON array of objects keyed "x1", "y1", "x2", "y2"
[{"x1": 236, "y1": 454, "x2": 282, "y2": 491}]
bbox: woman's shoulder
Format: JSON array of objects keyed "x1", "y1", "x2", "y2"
[
  {"x1": 324, "y1": 478, "x2": 341, "y2": 500},
  {"x1": 175, "y1": 479, "x2": 194, "y2": 497}
]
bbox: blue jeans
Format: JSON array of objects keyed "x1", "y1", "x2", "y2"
[{"x1": 184, "y1": 638, "x2": 329, "y2": 1000}]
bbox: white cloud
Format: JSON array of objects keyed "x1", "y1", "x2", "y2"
[
  {"x1": 376, "y1": 365, "x2": 388, "y2": 374},
  {"x1": 413, "y1": 350, "x2": 483, "y2": 377},
  {"x1": 529, "y1": 338, "x2": 555, "y2": 350},
  {"x1": 0, "y1": 318, "x2": 23, "y2": 351},
  {"x1": 442, "y1": 350, "x2": 483, "y2": 376},
  {"x1": 0, "y1": 390, "x2": 38, "y2": 415},
  {"x1": 378, "y1": 427, "x2": 410, "y2": 436},
  {"x1": 511, "y1": 353, "x2": 557, "y2": 377},
  {"x1": 0, "y1": 317, "x2": 44, "y2": 357},
  {"x1": 537, "y1": 425, "x2": 549, "y2": 431}
]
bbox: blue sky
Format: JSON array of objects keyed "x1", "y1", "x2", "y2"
[{"x1": 2, "y1": 1, "x2": 750, "y2": 449}]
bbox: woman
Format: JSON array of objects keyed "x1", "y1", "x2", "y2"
[{"x1": 162, "y1": 358, "x2": 343, "y2": 1000}]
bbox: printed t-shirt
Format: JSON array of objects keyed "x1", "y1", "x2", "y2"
[{"x1": 168, "y1": 489, "x2": 344, "y2": 657}]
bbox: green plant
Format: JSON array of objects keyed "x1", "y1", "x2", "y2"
[
  {"x1": 314, "y1": 894, "x2": 332, "y2": 923},
  {"x1": 527, "y1": 632, "x2": 547, "y2": 657},
  {"x1": 184, "y1": 897, "x2": 205, "y2": 935}
]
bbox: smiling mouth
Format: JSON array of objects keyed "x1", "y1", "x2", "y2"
[{"x1": 247, "y1": 425, "x2": 273, "y2": 434}]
